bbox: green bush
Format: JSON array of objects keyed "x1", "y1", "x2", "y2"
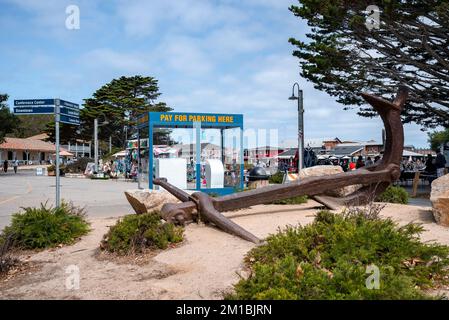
[
  {"x1": 271, "y1": 195, "x2": 308, "y2": 205},
  {"x1": 101, "y1": 212, "x2": 184, "y2": 255},
  {"x1": 227, "y1": 208, "x2": 449, "y2": 300},
  {"x1": 0, "y1": 202, "x2": 89, "y2": 250},
  {"x1": 377, "y1": 185, "x2": 409, "y2": 204},
  {"x1": 0, "y1": 234, "x2": 20, "y2": 274},
  {"x1": 269, "y1": 171, "x2": 284, "y2": 184},
  {"x1": 64, "y1": 158, "x2": 93, "y2": 174}
]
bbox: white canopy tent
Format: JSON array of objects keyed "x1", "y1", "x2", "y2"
[{"x1": 112, "y1": 150, "x2": 127, "y2": 158}]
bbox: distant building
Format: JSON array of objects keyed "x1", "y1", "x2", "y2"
[
  {"x1": 61, "y1": 140, "x2": 92, "y2": 158},
  {"x1": 244, "y1": 146, "x2": 284, "y2": 165},
  {"x1": 403, "y1": 145, "x2": 435, "y2": 156},
  {"x1": 322, "y1": 138, "x2": 342, "y2": 151},
  {"x1": 173, "y1": 143, "x2": 237, "y2": 163},
  {"x1": 26, "y1": 133, "x2": 91, "y2": 159},
  {"x1": 329, "y1": 140, "x2": 383, "y2": 158},
  {"x1": 0, "y1": 134, "x2": 74, "y2": 165},
  {"x1": 330, "y1": 145, "x2": 364, "y2": 158}
]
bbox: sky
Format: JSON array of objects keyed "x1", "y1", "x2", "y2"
[{"x1": 0, "y1": 0, "x2": 432, "y2": 148}]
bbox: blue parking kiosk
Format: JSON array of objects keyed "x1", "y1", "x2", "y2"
[{"x1": 136, "y1": 111, "x2": 244, "y2": 195}]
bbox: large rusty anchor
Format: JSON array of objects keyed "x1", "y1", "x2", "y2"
[{"x1": 154, "y1": 87, "x2": 408, "y2": 244}]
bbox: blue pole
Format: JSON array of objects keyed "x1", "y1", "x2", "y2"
[{"x1": 240, "y1": 125, "x2": 244, "y2": 190}]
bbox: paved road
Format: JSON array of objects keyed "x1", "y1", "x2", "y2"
[{"x1": 0, "y1": 170, "x2": 138, "y2": 229}]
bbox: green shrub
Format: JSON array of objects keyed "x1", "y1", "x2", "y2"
[
  {"x1": 0, "y1": 234, "x2": 20, "y2": 274},
  {"x1": 377, "y1": 185, "x2": 409, "y2": 204},
  {"x1": 0, "y1": 202, "x2": 89, "y2": 250},
  {"x1": 227, "y1": 208, "x2": 449, "y2": 300},
  {"x1": 269, "y1": 171, "x2": 284, "y2": 184},
  {"x1": 101, "y1": 212, "x2": 184, "y2": 255},
  {"x1": 64, "y1": 158, "x2": 93, "y2": 174},
  {"x1": 271, "y1": 195, "x2": 308, "y2": 205}
]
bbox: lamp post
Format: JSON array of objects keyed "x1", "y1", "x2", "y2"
[{"x1": 289, "y1": 83, "x2": 304, "y2": 172}]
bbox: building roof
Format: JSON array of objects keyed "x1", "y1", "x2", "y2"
[
  {"x1": 26, "y1": 133, "x2": 49, "y2": 141},
  {"x1": 277, "y1": 148, "x2": 297, "y2": 159},
  {"x1": 0, "y1": 137, "x2": 56, "y2": 152},
  {"x1": 246, "y1": 146, "x2": 281, "y2": 151},
  {"x1": 337, "y1": 140, "x2": 382, "y2": 147},
  {"x1": 330, "y1": 145, "x2": 364, "y2": 157},
  {"x1": 57, "y1": 150, "x2": 74, "y2": 157}
]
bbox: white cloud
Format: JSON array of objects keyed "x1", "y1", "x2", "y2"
[
  {"x1": 157, "y1": 37, "x2": 213, "y2": 75},
  {"x1": 117, "y1": 0, "x2": 246, "y2": 37},
  {"x1": 81, "y1": 48, "x2": 149, "y2": 72}
]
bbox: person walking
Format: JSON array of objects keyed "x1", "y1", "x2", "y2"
[
  {"x1": 356, "y1": 156, "x2": 365, "y2": 169},
  {"x1": 349, "y1": 161, "x2": 356, "y2": 171},
  {"x1": 435, "y1": 149, "x2": 447, "y2": 177},
  {"x1": 3, "y1": 160, "x2": 8, "y2": 173},
  {"x1": 13, "y1": 158, "x2": 18, "y2": 174},
  {"x1": 425, "y1": 154, "x2": 436, "y2": 175},
  {"x1": 365, "y1": 156, "x2": 373, "y2": 166}
]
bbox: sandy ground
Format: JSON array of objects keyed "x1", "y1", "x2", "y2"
[{"x1": 1, "y1": 200, "x2": 448, "y2": 300}]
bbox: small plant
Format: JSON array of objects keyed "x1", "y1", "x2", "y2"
[
  {"x1": 227, "y1": 208, "x2": 449, "y2": 300},
  {"x1": 271, "y1": 195, "x2": 308, "y2": 205},
  {"x1": 0, "y1": 201, "x2": 89, "y2": 250},
  {"x1": 377, "y1": 185, "x2": 409, "y2": 204},
  {"x1": 0, "y1": 234, "x2": 20, "y2": 275},
  {"x1": 269, "y1": 171, "x2": 284, "y2": 184},
  {"x1": 101, "y1": 211, "x2": 184, "y2": 255}
]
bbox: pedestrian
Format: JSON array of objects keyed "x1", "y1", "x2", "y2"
[
  {"x1": 340, "y1": 159, "x2": 349, "y2": 172},
  {"x1": 13, "y1": 158, "x2": 18, "y2": 174},
  {"x1": 425, "y1": 154, "x2": 436, "y2": 175},
  {"x1": 349, "y1": 161, "x2": 356, "y2": 171},
  {"x1": 374, "y1": 155, "x2": 381, "y2": 163},
  {"x1": 365, "y1": 156, "x2": 373, "y2": 166},
  {"x1": 356, "y1": 156, "x2": 365, "y2": 169},
  {"x1": 3, "y1": 159, "x2": 8, "y2": 173},
  {"x1": 435, "y1": 149, "x2": 446, "y2": 177}
]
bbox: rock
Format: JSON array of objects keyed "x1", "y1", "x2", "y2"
[
  {"x1": 430, "y1": 174, "x2": 449, "y2": 226},
  {"x1": 248, "y1": 180, "x2": 269, "y2": 189},
  {"x1": 124, "y1": 189, "x2": 180, "y2": 214},
  {"x1": 298, "y1": 165, "x2": 361, "y2": 197}
]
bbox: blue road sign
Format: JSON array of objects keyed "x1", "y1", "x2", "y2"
[
  {"x1": 14, "y1": 99, "x2": 55, "y2": 106},
  {"x1": 59, "y1": 99, "x2": 79, "y2": 110},
  {"x1": 60, "y1": 114, "x2": 80, "y2": 125},
  {"x1": 14, "y1": 106, "x2": 55, "y2": 115},
  {"x1": 60, "y1": 107, "x2": 80, "y2": 117}
]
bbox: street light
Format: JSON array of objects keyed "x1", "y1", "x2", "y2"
[
  {"x1": 289, "y1": 82, "x2": 304, "y2": 172},
  {"x1": 94, "y1": 118, "x2": 109, "y2": 173}
]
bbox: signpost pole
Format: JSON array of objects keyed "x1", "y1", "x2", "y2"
[
  {"x1": 14, "y1": 98, "x2": 79, "y2": 208},
  {"x1": 55, "y1": 99, "x2": 61, "y2": 208}
]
